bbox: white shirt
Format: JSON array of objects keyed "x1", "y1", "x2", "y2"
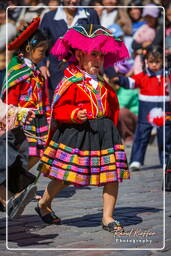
[
  {"x1": 101, "y1": 9, "x2": 118, "y2": 28},
  {"x1": 77, "y1": 66, "x2": 98, "y2": 89},
  {"x1": 54, "y1": 7, "x2": 89, "y2": 28}
]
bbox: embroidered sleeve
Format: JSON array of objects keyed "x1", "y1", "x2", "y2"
[{"x1": 52, "y1": 85, "x2": 82, "y2": 124}]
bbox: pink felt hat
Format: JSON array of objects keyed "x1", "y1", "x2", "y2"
[{"x1": 51, "y1": 24, "x2": 129, "y2": 68}]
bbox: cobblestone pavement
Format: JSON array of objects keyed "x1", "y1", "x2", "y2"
[{"x1": 0, "y1": 144, "x2": 171, "y2": 256}]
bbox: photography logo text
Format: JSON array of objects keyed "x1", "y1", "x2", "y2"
[{"x1": 113, "y1": 228, "x2": 156, "y2": 244}]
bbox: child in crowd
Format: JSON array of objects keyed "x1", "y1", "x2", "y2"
[
  {"x1": 132, "y1": 4, "x2": 160, "y2": 74},
  {"x1": 35, "y1": 24, "x2": 130, "y2": 232},
  {"x1": 1, "y1": 17, "x2": 50, "y2": 169},
  {"x1": 115, "y1": 48, "x2": 171, "y2": 171},
  {"x1": 0, "y1": 99, "x2": 37, "y2": 218}
]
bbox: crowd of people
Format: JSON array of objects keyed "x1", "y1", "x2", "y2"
[{"x1": 0, "y1": 0, "x2": 171, "y2": 232}]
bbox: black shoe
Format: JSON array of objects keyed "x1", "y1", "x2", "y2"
[
  {"x1": 102, "y1": 219, "x2": 124, "y2": 233},
  {"x1": 35, "y1": 203, "x2": 61, "y2": 225}
]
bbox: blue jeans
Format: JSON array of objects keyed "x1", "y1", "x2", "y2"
[{"x1": 130, "y1": 122, "x2": 171, "y2": 165}]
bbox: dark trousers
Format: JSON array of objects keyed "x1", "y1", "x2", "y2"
[
  {"x1": 130, "y1": 122, "x2": 171, "y2": 165},
  {"x1": 165, "y1": 153, "x2": 171, "y2": 191}
]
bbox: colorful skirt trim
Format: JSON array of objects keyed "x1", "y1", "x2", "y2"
[
  {"x1": 39, "y1": 118, "x2": 130, "y2": 186},
  {"x1": 24, "y1": 115, "x2": 48, "y2": 157}
]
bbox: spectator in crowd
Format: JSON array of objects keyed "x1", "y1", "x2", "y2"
[
  {"x1": 47, "y1": 0, "x2": 59, "y2": 10},
  {"x1": 166, "y1": 3, "x2": 171, "y2": 69},
  {"x1": 39, "y1": 0, "x2": 100, "y2": 100},
  {"x1": 132, "y1": 4, "x2": 160, "y2": 74},
  {"x1": 0, "y1": 1, "x2": 17, "y2": 51},
  {"x1": 39, "y1": 0, "x2": 59, "y2": 17},
  {"x1": 0, "y1": 48, "x2": 5, "y2": 94},
  {"x1": 17, "y1": 0, "x2": 46, "y2": 28},
  {"x1": 89, "y1": 0, "x2": 103, "y2": 19},
  {"x1": 123, "y1": 2, "x2": 145, "y2": 64},
  {"x1": 127, "y1": 1, "x2": 145, "y2": 35},
  {"x1": 7, "y1": 0, "x2": 22, "y2": 22},
  {"x1": 101, "y1": 0, "x2": 132, "y2": 35},
  {"x1": 115, "y1": 48, "x2": 171, "y2": 171}
]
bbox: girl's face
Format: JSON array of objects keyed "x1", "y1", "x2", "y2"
[
  {"x1": 147, "y1": 55, "x2": 162, "y2": 72},
  {"x1": 129, "y1": 8, "x2": 142, "y2": 21},
  {"x1": 28, "y1": 44, "x2": 48, "y2": 64},
  {"x1": 144, "y1": 15, "x2": 157, "y2": 28},
  {"x1": 76, "y1": 50, "x2": 104, "y2": 75}
]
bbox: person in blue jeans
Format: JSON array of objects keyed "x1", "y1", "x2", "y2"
[{"x1": 115, "y1": 48, "x2": 171, "y2": 171}]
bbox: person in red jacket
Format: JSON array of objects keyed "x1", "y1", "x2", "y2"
[
  {"x1": 35, "y1": 24, "x2": 130, "y2": 232},
  {"x1": 115, "y1": 48, "x2": 171, "y2": 171},
  {"x1": 1, "y1": 17, "x2": 50, "y2": 169}
]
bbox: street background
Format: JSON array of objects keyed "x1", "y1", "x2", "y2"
[{"x1": 0, "y1": 144, "x2": 170, "y2": 255}]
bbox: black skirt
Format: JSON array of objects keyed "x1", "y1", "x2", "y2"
[{"x1": 40, "y1": 117, "x2": 130, "y2": 186}]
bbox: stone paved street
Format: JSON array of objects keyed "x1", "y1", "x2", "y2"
[{"x1": 0, "y1": 143, "x2": 171, "y2": 255}]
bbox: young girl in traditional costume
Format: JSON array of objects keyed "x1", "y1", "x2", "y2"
[
  {"x1": 0, "y1": 99, "x2": 37, "y2": 218},
  {"x1": 35, "y1": 24, "x2": 130, "y2": 232},
  {"x1": 1, "y1": 17, "x2": 50, "y2": 169}
]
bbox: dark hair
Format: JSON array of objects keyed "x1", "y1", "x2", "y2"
[
  {"x1": 89, "y1": 0, "x2": 103, "y2": 6},
  {"x1": 146, "y1": 47, "x2": 163, "y2": 60},
  {"x1": 142, "y1": 47, "x2": 163, "y2": 72},
  {"x1": 127, "y1": 1, "x2": 143, "y2": 20},
  {"x1": 19, "y1": 29, "x2": 48, "y2": 54}
]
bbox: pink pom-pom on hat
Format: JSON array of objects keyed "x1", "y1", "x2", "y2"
[{"x1": 51, "y1": 24, "x2": 129, "y2": 68}]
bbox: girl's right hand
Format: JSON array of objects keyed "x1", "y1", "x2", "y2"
[
  {"x1": 77, "y1": 109, "x2": 87, "y2": 122},
  {"x1": 25, "y1": 110, "x2": 35, "y2": 124}
]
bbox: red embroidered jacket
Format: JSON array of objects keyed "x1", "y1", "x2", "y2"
[
  {"x1": 4, "y1": 70, "x2": 50, "y2": 117},
  {"x1": 52, "y1": 65, "x2": 119, "y2": 126}
]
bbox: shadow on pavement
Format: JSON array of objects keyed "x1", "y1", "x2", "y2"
[
  {"x1": 0, "y1": 206, "x2": 162, "y2": 247},
  {"x1": 141, "y1": 165, "x2": 162, "y2": 171},
  {"x1": 0, "y1": 215, "x2": 58, "y2": 247},
  {"x1": 62, "y1": 206, "x2": 162, "y2": 228},
  {"x1": 35, "y1": 186, "x2": 92, "y2": 199}
]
